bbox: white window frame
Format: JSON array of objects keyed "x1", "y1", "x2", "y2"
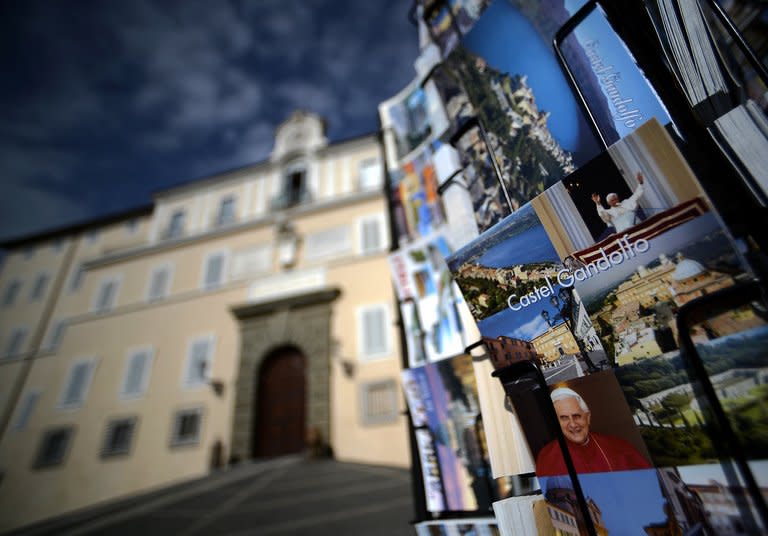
[
  {"x1": 91, "y1": 275, "x2": 122, "y2": 313},
  {"x1": 145, "y1": 262, "x2": 174, "y2": 302},
  {"x1": 120, "y1": 346, "x2": 155, "y2": 400},
  {"x1": 182, "y1": 334, "x2": 216, "y2": 389},
  {"x1": 200, "y1": 250, "x2": 229, "y2": 290},
  {"x1": 59, "y1": 357, "x2": 97, "y2": 409},
  {"x1": 356, "y1": 304, "x2": 391, "y2": 361},
  {"x1": 360, "y1": 379, "x2": 400, "y2": 426},
  {"x1": 357, "y1": 213, "x2": 388, "y2": 255},
  {"x1": 170, "y1": 407, "x2": 204, "y2": 447},
  {"x1": 4, "y1": 326, "x2": 29, "y2": 359},
  {"x1": 29, "y1": 272, "x2": 50, "y2": 302},
  {"x1": 12, "y1": 390, "x2": 41, "y2": 432}
]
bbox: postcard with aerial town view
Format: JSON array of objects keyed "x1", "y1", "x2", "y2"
[
  {"x1": 452, "y1": 123, "x2": 515, "y2": 234},
  {"x1": 389, "y1": 231, "x2": 468, "y2": 362},
  {"x1": 446, "y1": 0, "x2": 605, "y2": 211},
  {"x1": 447, "y1": 202, "x2": 609, "y2": 385},
  {"x1": 402, "y1": 354, "x2": 495, "y2": 512}
]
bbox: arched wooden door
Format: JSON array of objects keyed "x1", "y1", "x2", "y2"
[{"x1": 253, "y1": 347, "x2": 306, "y2": 457}]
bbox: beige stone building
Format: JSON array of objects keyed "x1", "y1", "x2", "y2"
[
  {"x1": 531, "y1": 323, "x2": 579, "y2": 364},
  {"x1": 0, "y1": 111, "x2": 410, "y2": 531}
]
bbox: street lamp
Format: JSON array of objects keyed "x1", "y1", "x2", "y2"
[{"x1": 540, "y1": 288, "x2": 599, "y2": 373}]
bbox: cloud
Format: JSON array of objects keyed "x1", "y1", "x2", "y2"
[{"x1": 0, "y1": 0, "x2": 418, "y2": 241}]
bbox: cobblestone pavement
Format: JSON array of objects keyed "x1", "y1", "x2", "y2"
[{"x1": 13, "y1": 457, "x2": 415, "y2": 536}]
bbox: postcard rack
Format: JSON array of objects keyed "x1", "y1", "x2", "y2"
[{"x1": 383, "y1": 1, "x2": 768, "y2": 534}]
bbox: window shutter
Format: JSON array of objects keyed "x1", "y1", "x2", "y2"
[
  {"x1": 363, "y1": 308, "x2": 387, "y2": 356},
  {"x1": 96, "y1": 281, "x2": 116, "y2": 311},
  {"x1": 63, "y1": 362, "x2": 91, "y2": 406},
  {"x1": 204, "y1": 255, "x2": 224, "y2": 289},
  {"x1": 48, "y1": 320, "x2": 67, "y2": 350},
  {"x1": 13, "y1": 392, "x2": 40, "y2": 431},
  {"x1": 5, "y1": 328, "x2": 27, "y2": 358},
  {"x1": 124, "y1": 351, "x2": 149, "y2": 395},
  {"x1": 149, "y1": 269, "x2": 169, "y2": 300},
  {"x1": 187, "y1": 340, "x2": 210, "y2": 384},
  {"x1": 30, "y1": 275, "x2": 49, "y2": 301},
  {"x1": 361, "y1": 219, "x2": 382, "y2": 254},
  {"x1": 3, "y1": 280, "x2": 21, "y2": 306}
]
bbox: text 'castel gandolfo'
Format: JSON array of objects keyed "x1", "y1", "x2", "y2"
[{"x1": 507, "y1": 234, "x2": 650, "y2": 311}]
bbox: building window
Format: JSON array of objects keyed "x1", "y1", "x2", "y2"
[
  {"x1": 101, "y1": 417, "x2": 137, "y2": 458},
  {"x1": 121, "y1": 348, "x2": 153, "y2": 398},
  {"x1": 125, "y1": 218, "x2": 139, "y2": 234},
  {"x1": 46, "y1": 319, "x2": 67, "y2": 351},
  {"x1": 69, "y1": 264, "x2": 85, "y2": 293},
  {"x1": 93, "y1": 277, "x2": 120, "y2": 313},
  {"x1": 360, "y1": 380, "x2": 399, "y2": 425},
  {"x1": 2, "y1": 280, "x2": 21, "y2": 307},
  {"x1": 147, "y1": 265, "x2": 172, "y2": 302},
  {"x1": 29, "y1": 273, "x2": 49, "y2": 302},
  {"x1": 4, "y1": 327, "x2": 28, "y2": 359},
  {"x1": 34, "y1": 427, "x2": 74, "y2": 468},
  {"x1": 184, "y1": 336, "x2": 214, "y2": 387},
  {"x1": 358, "y1": 158, "x2": 382, "y2": 191},
  {"x1": 170, "y1": 408, "x2": 203, "y2": 447},
  {"x1": 358, "y1": 215, "x2": 386, "y2": 255},
  {"x1": 60, "y1": 359, "x2": 96, "y2": 409},
  {"x1": 12, "y1": 391, "x2": 40, "y2": 432},
  {"x1": 202, "y1": 252, "x2": 227, "y2": 290},
  {"x1": 164, "y1": 209, "x2": 186, "y2": 240},
  {"x1": 215, "y1": 196, "x2": 237, "y2": 227},
  {"x1": 273, "y1": 163, "x2": 309, "y2": 209},
  {"x1": 358, "y1": 305, "x2": 390, "y2": 359},
  {"x1": 86, "y1": 230, "x2": 100, "y2": 244}
]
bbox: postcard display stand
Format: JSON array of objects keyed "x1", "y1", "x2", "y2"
[{"x1": 382, "y1": 0, "x2": 768, "y2": 534}]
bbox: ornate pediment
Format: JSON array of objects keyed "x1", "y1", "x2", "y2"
[{"x1": 271, "y1": 110, "x2": 328, "y2": 163}]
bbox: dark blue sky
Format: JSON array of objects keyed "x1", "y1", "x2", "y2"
[{"x1": 0, "y1": 0, "x2": 417, "y2": 243}]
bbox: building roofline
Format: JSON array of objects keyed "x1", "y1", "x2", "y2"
[
  {"x1": 1, "y1": 130, "x2": 381, "y2": 249},
  {"x1": 153, "y1": 130, "x2": 380, "y2": 199},
  {"x1": 0, "y1": 204, "x2": 154, "y2": 250}
]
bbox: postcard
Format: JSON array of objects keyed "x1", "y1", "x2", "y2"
[
  {"x1": 389, "y1": 144, "x2": 446, "y2": 244},
  {"x1": 446, "y1": 0, "x2": 604, "y2": 209},
  {"x1": 389, "y1": 231, "x2": 468, "y2": 362},
  {"x1": 539, "y1": 468, "x2": 680, "y2": 535},
  {"x1": 407, "y1": 354, "x2": 495, "y2": 512}
]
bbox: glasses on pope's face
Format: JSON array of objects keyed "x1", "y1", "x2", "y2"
[{"x1": 554, "y1": 397, "x2": 591, "y2": 445}]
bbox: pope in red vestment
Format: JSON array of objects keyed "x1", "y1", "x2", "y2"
[{"x1": 535, "y1": 387, "x2": 652, "y2": 477}]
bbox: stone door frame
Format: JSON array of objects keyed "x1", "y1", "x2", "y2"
[{"x1": 229, "y1": 288, "x2": 340, "y2": 460}]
